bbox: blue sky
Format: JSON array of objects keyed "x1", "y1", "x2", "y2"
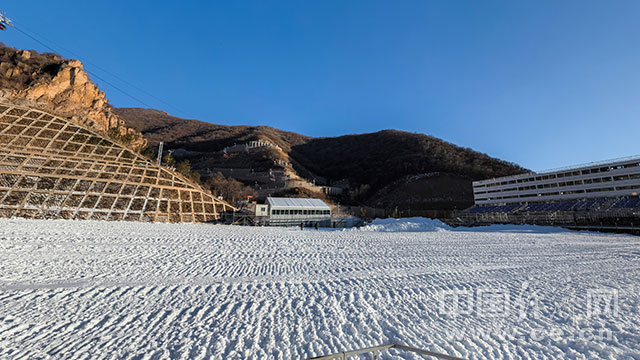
[{"x1": 2, "y1": 1, "x2": 639, "y2": 171}]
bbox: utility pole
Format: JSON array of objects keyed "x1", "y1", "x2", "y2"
[{"x1": 157, "y1": 141, "x2": 164, "y2": 165}]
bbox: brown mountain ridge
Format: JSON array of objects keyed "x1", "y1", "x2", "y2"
[{"x1": 116, "y1": 107, "x2": 527, "y2": 213}]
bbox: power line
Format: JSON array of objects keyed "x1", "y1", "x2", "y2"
[
  {"x1": 10, "y1": 21, "x2": 193, "y2": 118},
  {"x1": 20, "y1": 22, "x2": 194, "y2": 117},
  {"x1": 11, "y1": 25, "x2": 155, "y2": 109}
]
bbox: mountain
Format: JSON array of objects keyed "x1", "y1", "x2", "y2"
[
  {"x1": 291, "y1": 130, "x2": 525, "y2": 211},
  {"x1": 114, "y1": 108, "x2": 310, "y2": 176},
  {"x1": 0, "y1": 44, "x2": 526, "y2": 214},
  {"x1": 116, "y1": 108, "x2": 527, "y2": 213},
  {"x1": 113, "y1": 108, "x2": 307, "y2": 152}
]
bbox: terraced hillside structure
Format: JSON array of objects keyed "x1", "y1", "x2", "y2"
[{"x1": 0, "y1": 103, "x2": 234, "y2": 222}]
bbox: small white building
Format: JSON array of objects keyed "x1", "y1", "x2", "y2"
[
  {"x1": 254, "y1": 204, "x2": 269, "y2": 217},
  {"x1": 266, "y1": 197, "x2": 331, "y2": 227}
]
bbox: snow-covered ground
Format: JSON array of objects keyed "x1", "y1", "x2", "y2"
[{"x1": 0, "y1": 218, "x2": 639, "y2": 359}]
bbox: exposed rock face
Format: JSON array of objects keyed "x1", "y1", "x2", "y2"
[{"x1": 0, "y1": 45, "x2": 145, "y2": 148}]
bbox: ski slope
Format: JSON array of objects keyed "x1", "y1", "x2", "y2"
[{"x1": 0, "y1": 218, "x2": 639, "y2": 359}]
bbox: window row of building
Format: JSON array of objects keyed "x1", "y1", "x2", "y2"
[
  {"x1": 475, "y1": 174, "x2": 640, "y2": 195},
  {"x1": 473, "y1": 157, "x2": 640, "y2": 205},
  {"x1": 474, "y1": 161, "x2": 640, "y2": 189},
  {"x1": 271, "y1": 209, "x2": 330, "y2": 215}
]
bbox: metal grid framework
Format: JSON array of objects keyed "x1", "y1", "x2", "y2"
[{"x1": 0, "y1": 103, "x2": 233, "y2": 222}]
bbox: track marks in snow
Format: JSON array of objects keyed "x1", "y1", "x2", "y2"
[{"x1": 0, "y1": 219, "x2": 639, "y2": 359}]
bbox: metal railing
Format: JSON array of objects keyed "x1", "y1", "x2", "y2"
[
  {"x1": 307, "y1": 343, "x2": 466, "y2": 360},
  {"x1": 536, "y1": 155, "x2": 640, "y2": 175}
]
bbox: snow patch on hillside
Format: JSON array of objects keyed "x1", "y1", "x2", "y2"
[
  {"x1": 357, "y1": 217, "x2": 571, "y2": 234},
  {"x1": 357, "y1": 217, "x2": 452, "y2": 232}
]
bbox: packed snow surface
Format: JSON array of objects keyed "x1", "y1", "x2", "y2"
[
  {"x1": 0, "y1": 218, "x2": 639, "y2": 359},
  {"x1": 358, "y1": 217, "x2": 573, "y2": 234},
  {"x1": 357, "y1": 217, "x2": 452, "y2": 232}
]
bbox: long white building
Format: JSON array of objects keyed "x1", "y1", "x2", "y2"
[
  {"x1": 473, "y1": 156, "x2": 640, "y2": 205},
  {"x1": 266, "y1": 197, "x2": 331, "y2": 226}
]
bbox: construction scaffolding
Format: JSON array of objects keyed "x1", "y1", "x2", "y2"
[{"x1": 0, "y1": 103, "x2": 234, "y2": 222}]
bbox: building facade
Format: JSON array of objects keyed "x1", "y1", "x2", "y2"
[
  {"x1": 266, "y1": 197, "x2": 331, "y2": 226},
  {"x1": 254, "y1": 204, "x2": 269, "y2": 217},
  {"x1": 473, "y1": 156, "x2": 640, "y2": 205}
]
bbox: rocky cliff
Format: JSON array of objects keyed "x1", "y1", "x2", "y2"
[{"x1": 0, "y1": 45, "x2": 145, "y2": 147}]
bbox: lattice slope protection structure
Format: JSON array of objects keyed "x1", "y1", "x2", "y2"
[{"x1": 0, "y1": 103, "x2": 234, "y2": 222}]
